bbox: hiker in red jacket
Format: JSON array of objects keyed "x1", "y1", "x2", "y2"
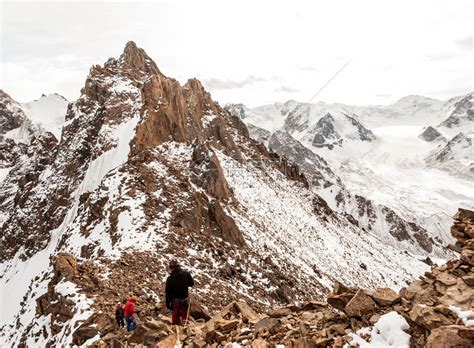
[
  {"x1": 165, "y1": 259, "x2": 194, "y2": 325},
  {"x1": 123, "y1": 296, "x2": 139, "y2": 331}
]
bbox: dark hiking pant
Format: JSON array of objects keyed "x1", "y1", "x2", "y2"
[{"x1": 171, "y1": 298, "x2": 189, "y2": 325}]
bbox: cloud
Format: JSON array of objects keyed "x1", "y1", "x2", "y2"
[
  {"x1": 455, "y1": 36, "x2": 473, "y2": 51},
  {"x1": 202, "y1": 75, "x2": 266, "y2": 90},
  {"x1": 275, "y1": 85, "x2": 300, "y2": 93}
]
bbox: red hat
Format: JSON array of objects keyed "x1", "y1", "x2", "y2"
[{"x1": 169, "y1": 259, "x2": 179, "y2": 269}]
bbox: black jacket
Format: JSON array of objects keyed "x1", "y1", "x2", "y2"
[{"x1": 165, "y1": 267, "x2": 194, "y2": 310}]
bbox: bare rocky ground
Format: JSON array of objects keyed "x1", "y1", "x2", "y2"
[{"x1": 23, "y1": 208, "x2": 474, "y2": 347}]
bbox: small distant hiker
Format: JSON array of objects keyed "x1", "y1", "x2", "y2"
[
  {"x1": 114, "y1": 299, "x2": 126, "y2": 328},
  {"x1": 165, "y1": 259, "x2": 194, "y2": 325},
  {"x1": 123, "y1": 296, "x2": 139, "y2": 332}
]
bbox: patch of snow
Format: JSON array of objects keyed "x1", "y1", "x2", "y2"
[
  {"x1": 347, "y1": 311, "x2": 410, "y2": 347},
  {"x1": 79, "y1": 115, "x2": 139, "y2": 194},
  {"x1": 449, "y1": 305, "x2": 474, "y2": 327}
]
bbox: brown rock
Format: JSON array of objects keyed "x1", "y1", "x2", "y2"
[
  {"x1": 53, "y1": 253, "x2": 78, "y2": 279},
  {"x1": 327, "y1": 293, "x2": 354, "y2": 311},
  {"x1": 209, "y1": 201, "x2": 246, "y2": 246},
  {"x1": 462, "y1": 275, "x2": 474, "y2": 287},
  {"x1": 437, "y1": 272, "x2": 457, "y2": 286},
  {"x1": 293, "y1": 337, "x2": 316, "y2": 347},
  {"x1": 157, "y1": 335, "x2": 178, "y2": 348},
  {"x1": 251, "y1": 338, "x2": 269, "y2": 348},
  {"x1": 215, "y1": 319, "x2": 240, "y2": 333},
  {"x1": 333, "y1": 281, "x2": 350, "y2": 295},
  {"x1": 409, "y1": 305, "x2": 455, "y2": 330},
  {"x1": 268, "y1": 307, "x2": 292, "y2": 318},
  {"x1": 72, "y1": 325, "x2": 99, "y2": 346},
  {"x1": 301, "y1": 301, "x2": 328, "y2": 311},
  {"x1": 344, "y1": 289, "x2": 377, "y2": 317},
  {"x1": 223, "y1": 301, "x2": 259, "y2": 322},
  {"x1": 425, "y1": 325, "x2": 474, "y2": 348},
  {"x1": 191, "y1": 339, "x2": 207, "y2": 348},
  {"x1": 369, "y1": 314, "x2": 380, "y2": 324},
  {"x1": 254, "y1": 317, "x2": 281, "y2": 334},
  {"x1": 190, "y1": 301, "x2": 211, "y2": 321},
  {"x1": 370, "y1": 287, "x2": 400, "y2": 306}
]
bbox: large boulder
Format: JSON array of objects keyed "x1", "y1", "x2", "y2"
[
  {"x1": 370, "y1": 287, "x2": 400, "y2": 306},
  {"x1": 409, "y1": 305, "x2": 455, "y2": 330},
  {"x1": 254, "y1": 317, "x2": 281, "y2": 334},
  {"x1": 327, "y1": 281, "x2": 356, "y2": 311},
  {"x1": 53, "y1": 253, "x2": 78, "y2": 279},
  {"x1": 72, "y1": 325, "x2": 99, "y2": 346},
  {"x1": 344, "y1": 289, "x2": 377, "y2": 317},
  {"x1": 425, "y1": 325, "x2": 474, "y2": 348}
]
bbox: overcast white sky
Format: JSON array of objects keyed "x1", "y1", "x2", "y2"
[{"x1": 1, "y1": 0, "x2": 472, "y2": 106}]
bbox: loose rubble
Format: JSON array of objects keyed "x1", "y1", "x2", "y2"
[{"x1": 24, "y1": 208, "x2": 474, "y2": 347}]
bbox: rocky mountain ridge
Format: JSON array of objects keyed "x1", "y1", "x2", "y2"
[{"x1": 0, "y1": 42, "x2": 434, "y2": 346}]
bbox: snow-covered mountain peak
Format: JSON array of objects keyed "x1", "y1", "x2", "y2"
[
  {"x1": 390, "y1": 95, "x2": 440, "y2": 108},
  {"x1": 21, "y1": 93, "x2": 68, "y2": 139},
  {"x1": 438, "y1": 92, "x2": 474, "y2": 130}
]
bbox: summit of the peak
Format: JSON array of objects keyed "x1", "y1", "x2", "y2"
[{"x1": 118, "y1": 40, "x2": 161, "y2": 76}]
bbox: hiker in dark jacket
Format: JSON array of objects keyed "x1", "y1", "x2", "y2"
[
  {"x1": 165, "y1": 259, "x2": 194, "y2": 325},
  {"x1": 114, "y1": 299, "x2": 126, "y2": 327}
]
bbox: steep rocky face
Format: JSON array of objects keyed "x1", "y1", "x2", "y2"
[
  {"x1": 0, "y1": 92, "x2": 59, "y2": 232},
  {"x1": 433, "y1": 133, "x2": 472, "y2": 162},
  {"x1": 343, "y1": 113, "x2": 376, "y2": 142},
  {"x1": 419, "y1": 126, "x2": 444, "y2": 142},
  {"x1": 269, "y1": 130, "x2": 337, "y2": 188},
  {"x1": 439, "y1": 92, "x2": 474, "y2": 128},
  {"x1": 246, "y1": 123, "x2": 271, "y2": 144},
  {"x1": 311, "y1": 113, "x2": 342, "y2": 149},
  {"x1": 425, "y1": 132, "x2": 473, "y2": 179},
  {"x1": 0, "y1": 90, "x2": 27, "y2": 134},
  {"x1": 225, "y1": 103, "x2": 248, "y2": 120}
]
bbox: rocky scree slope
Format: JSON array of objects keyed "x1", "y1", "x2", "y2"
[
  {"x1": 1, "y1": 42, "x2": 431, "y2": 346},
  {"x1": 10, "y1": 208, "x2": 474, "y2": 347}
]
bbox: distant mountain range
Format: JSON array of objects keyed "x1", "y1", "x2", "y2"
[{"x1": 226, "y1": 91, "x2": 474, "y2": 257}]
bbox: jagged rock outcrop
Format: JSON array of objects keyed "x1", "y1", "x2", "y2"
[
  {"x1": 311, "y1": 113, "x2": 342, "y2": 149},
  {"x1": 419, "y1": 126, "x2": 444, "y2": 142},
  {"x1": 310, "y1": 112, "x2": 375, "y2": 149},
  {"x1": 0, "y1": 90, "x2": 27, "y2": 134},
  {"x1": 438, "y1": 92, "x2": 474, "y2": 128},
  {"x1": 425, "y1": 132, "x2": 473, "y2": 179}
]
